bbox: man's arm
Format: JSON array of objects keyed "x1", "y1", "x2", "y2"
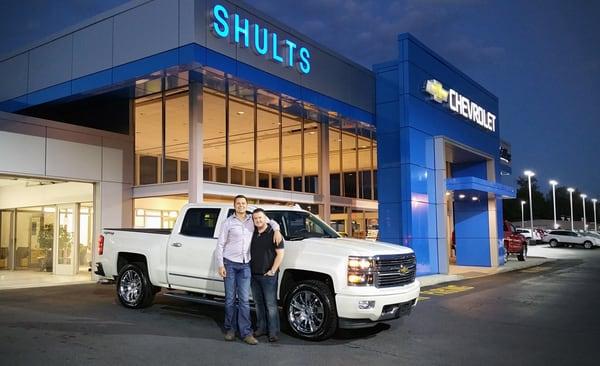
[
  {"x1": 266, "y1": 248, "x2": 285, "y2": 276},
  {"x1": 216, "y1": 219, "x2": 229, "y2": 277},
  {"x1": 266, "y1": 217, "x2": 283, "y2": 245}
]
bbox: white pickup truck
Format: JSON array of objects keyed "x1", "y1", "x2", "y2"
[{"x1": 95, "y1": 203, "x2": 420, "y2": 340}]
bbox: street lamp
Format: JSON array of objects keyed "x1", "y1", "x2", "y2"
[
  {"x1": 549, "y1": 180, "x2": 558, "y2": 229},
  {"x1": 524, "y1": 170, "x2": 535, "y2": 241},
  {"x1": 581, "y1": 194, "x2": 587, "y2": 231},
  {"x1": 521, "y1": 200, "x2": 526, "y2": 229},
  {"x1": 567, "y1": 188, "x2": 575, "y2": 231},
  {"x1": 592, "y1": 198, "x2": 598, "y2": 232}
]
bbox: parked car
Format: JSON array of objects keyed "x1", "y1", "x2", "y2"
[
  {"x1": 503, "y1": 221, "x2": 527, "y2": 261},
  {"x1": 516, "y1": 228, "x2": 542, "y2": 243},
  {"x1": 96, "y1": 203, "x2": 420, "y2": 341},
  {"x1": 546, "y1": 230, "x2": 600, "y2": 249}
]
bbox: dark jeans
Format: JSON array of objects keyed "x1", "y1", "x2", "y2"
[
  {"x1": 250, "y1": 273, "x2": 280, "y2": 337},
  {"x1": 223, "y1": 258, "x2": 252, "y2": 338}
]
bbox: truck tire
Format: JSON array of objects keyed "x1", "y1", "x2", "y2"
[
  {"x1": 584, "y1": 241, "x2": 593, "y2": 249},
  {"x1": 116, "y1": 263, "x2": 155, "y2": 309},
  {"x1": 284, "y1": 280, "x2": 337, "y2": 341},
  {"x1": 549, "y1": 239, "x2": 558, "y2": 248}
]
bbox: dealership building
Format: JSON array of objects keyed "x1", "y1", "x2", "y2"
[{"x1": 0, "y1": 0, "x2": 514, "y2": 280}]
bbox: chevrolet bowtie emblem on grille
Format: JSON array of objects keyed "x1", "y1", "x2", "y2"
[
  {"x1": 398, "y1": 265, "x2": 409, "y2": 275},
  {"x1": 424, "y1": 79, "x2": 449, "y2": 103}
]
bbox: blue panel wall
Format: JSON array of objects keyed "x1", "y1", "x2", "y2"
[
  {"x1": 454, "y1": 199, "x2": 492, "y2": 266},
  {"x1": 376, "y1": 33, "x2": 505, "y2": 274}
]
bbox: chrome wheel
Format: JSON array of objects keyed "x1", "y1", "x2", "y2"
[
  {"x1": 118, "y1": 269, "x2": 142, "y2": 305},
  {"x1": 288, "y1": 290, "x2": 325, "y2": 335}
]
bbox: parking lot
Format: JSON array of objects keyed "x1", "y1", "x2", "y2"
[{"x1": 1, "y1": 244, "x2": 599, "y2": 366}]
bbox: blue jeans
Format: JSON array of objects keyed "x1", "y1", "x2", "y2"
[
  {"x1": 223, "y1": 258, "x2": 252, "y2": 338},
  {"x1": 250, "y1": 274, "x2": 280, "y2": 337}
]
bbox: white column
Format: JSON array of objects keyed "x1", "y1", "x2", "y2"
[{"x1": 188, "y1": 72, "x2": 204, "y2": 203}]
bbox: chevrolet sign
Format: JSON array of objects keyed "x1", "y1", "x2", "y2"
[{"x1": 424, "y1": 79, "x2": 496, "y2": 132}]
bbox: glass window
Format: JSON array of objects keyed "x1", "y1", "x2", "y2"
[
  {"x1": 304, "y1": 120, "x2": 320, "y2": 193},
  {"x1": 373, "y1": 132, "x2": 378, "y2": 200},
  {"x1": 265, "y1": 210, "x2": 339, "y2": 240},
  {"x1": 180, "y1": 208, "x2": 221, "y2": 237},
  {"x1": 203, "y1": 88, "x2": 227, "y2": 183},
  {"x1": 358, "y1": 125, "x2": 373, "y2": 200},
  {"x1": 165, "y1": 91, "x2": 189, "y2": 182},
  {"x1": 329, "y1": 121, "x2": 342, "y2": 196},
  {"x1": 342, "y1": 120, "x2": 357, "y2": 198},
  {"x1": 228, "y1": 90, "x2": 255, "y2": 186},
  {"x1": 281, "y1": 103, "x2": 302, "y2": 192},
  {"x1": 135, "y1": 95, "x2": 162, "y2": 185},
  {"x1": 257, "y1": 103, "x2": 280, "y2": 189}
]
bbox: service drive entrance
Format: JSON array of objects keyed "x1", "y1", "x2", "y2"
[{"x1": 0, "y1": 177, "x2": 94, "y2": 277}]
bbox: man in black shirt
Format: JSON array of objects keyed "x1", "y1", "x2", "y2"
[{"x1": 250, "y1": 208, "x2": 285, "y2": 342}]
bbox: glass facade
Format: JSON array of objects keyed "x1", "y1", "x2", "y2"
[{"x1": 134, "y1": 69, "x2": 378, "y2": 235}]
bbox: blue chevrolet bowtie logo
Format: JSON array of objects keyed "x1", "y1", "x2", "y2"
[{"x1": 425, "y1": 79, "x2": 449, "y2": 103}]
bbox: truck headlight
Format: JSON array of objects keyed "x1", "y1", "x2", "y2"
[{"x1": 347, "y1": 256, "x2": 374, "y2": 286}]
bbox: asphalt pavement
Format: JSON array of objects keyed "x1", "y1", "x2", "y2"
[{"x1": 1, "y1": 244, "x2": 599, "y2": 366}]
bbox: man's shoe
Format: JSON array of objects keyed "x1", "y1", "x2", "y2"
[
  {"x1": 253, "y1": 330, "x2": 266, "y2": 337},
  {"x1": 224, "y1": 331, "x2": 235, "y2": 341},
  {"x1": 243, "y1": 335, "x2": 259, "y2": 345},
  {"x1": 268, "y1": 335, "x2": 279, "y2": 343}
]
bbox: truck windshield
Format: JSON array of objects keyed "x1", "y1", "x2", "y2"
[{"x1": 265, "y1": 211, "x2": 340, "y2": 240}]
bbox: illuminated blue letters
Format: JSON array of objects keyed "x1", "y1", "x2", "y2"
[
  {"x1": 299, "y1": 47, "x2": 311, "y2": 74},
  {"x1": 211, "y1": 4, "x2": 229, "y2": 38},
  {"x1": 285, "y1": 40, "x2": 297, "y2": 68},
  {"x1": 253, "y1": 24, "x2": 268, "y2": 55},
  {"x1": 234, "y1": 14, "x2": 249, "y2": 48},
  {"x1": 209, "y1": 4, "x2": 311, "y2": 75}
]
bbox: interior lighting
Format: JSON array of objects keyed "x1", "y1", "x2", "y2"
[{"x1": 458, "y1": 194, "x2": 466, "y2": 199}]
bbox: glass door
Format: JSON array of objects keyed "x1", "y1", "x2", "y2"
[
  {"x1": 54, "y1": 204, "x2": 78, "y2": 275},
  {"x1": 0, "y1": 210, "x2": 14, "y2": 270},
  {"x1": 15, "y1": 207, "x2": 55, "y2": 272},
  {"x1": 78, "y1": 203, "x2": 93, "y2": 275}
]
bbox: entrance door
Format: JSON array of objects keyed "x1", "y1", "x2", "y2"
[
  {"x1": 54, "y1": 204, "x2": 78, "y2": 275},
  {"x1": 0, "y1": 210, "x2": 14, "y2": 270}
]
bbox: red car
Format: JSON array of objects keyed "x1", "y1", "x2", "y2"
[{"x1": 503, "y1": 220, "x2": 527, "y2": 261}]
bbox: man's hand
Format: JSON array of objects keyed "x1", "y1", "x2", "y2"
[
  {"x1": 218, "y1": 266, "x2": 226, "y2": 278},
  {"x1": 273, "y1": 230, "x2": 283, "y2": 245}
]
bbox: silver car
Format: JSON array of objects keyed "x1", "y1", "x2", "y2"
[{"x1": 546, "y1": 230, "x2": 600, "y2": 249}]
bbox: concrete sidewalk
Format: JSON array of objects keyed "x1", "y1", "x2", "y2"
[{"x1": 418, "y1": 246, "x2": 556, "y2": 287}]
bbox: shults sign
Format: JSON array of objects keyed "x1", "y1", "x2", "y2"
[
  {"x1": 210, "y1": 4, "x2": 311, "y2": 75},
  {"x1": 424, "y1": 79, "x2": 496, "y2": 132}
]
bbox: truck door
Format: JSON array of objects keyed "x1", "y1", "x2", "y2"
[{"x1": 166, "y1": 208, "x2": 222, "y2": 291}]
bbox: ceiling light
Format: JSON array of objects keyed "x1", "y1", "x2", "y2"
[
  {"x1": 458, "y1": 194, "x2": 466, "y2": 199},
  {"x1": 236, "y1": 111, "x2": 245, "y2": 115}
]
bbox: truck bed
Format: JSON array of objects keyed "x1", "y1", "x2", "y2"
[{"x1": 104, "y1": 228, "x2": 172, "y2": 235}]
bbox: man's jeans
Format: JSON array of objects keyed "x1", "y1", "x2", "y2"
[
  {"x1": 223, "y1": 258, "x2": 252, "y2": 338},
  {"x1": 250, "y1": 273, "x2": 280, "y2": 337}
]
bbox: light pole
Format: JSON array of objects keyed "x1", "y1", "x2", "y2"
[
  {"x1": 524, "y1": 170, "x2": 535, "y2": 241},
  {"x1": 567, "y1": 187, "x2": 575, "y2": 231},
  {"x1": 593, "y1": 198, "x2": 598, "y2": 232},
  {"x1": 521, "y1": 200, "x2": 526, "y2": 228},
  {"x1": 549, "y1": 180, "x2": 558, "y2": 229},
  {"x1": 581, "y1": 194, "x2": 587, "y2": 231}
]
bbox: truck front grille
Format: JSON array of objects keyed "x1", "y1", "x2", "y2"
[{"x1": 374, "y1": 254, "x2": 416, "y2": 288}]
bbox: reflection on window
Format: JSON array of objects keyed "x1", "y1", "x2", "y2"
[
  {"x1": 342, "y1": 120, "x2": 357, "y2": 198},
  {"x1": 257, "y1": 102, "x2": 280, "y2": 189},
  {"x1": 203, "y1": 89, "x2": 227, "y2": 183},
  {"x1": 281, "y1": 107, "x2": 302, "y2": 191},
  {"x1": 228, "y1": 92, "x2": 255, "y2": 186},
  {"x1": 329, "y1": 122, "x2": 341, "y2": 196},
  {"x1": 135, "y1": 84, "x2": 189, "y2": 185}
]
